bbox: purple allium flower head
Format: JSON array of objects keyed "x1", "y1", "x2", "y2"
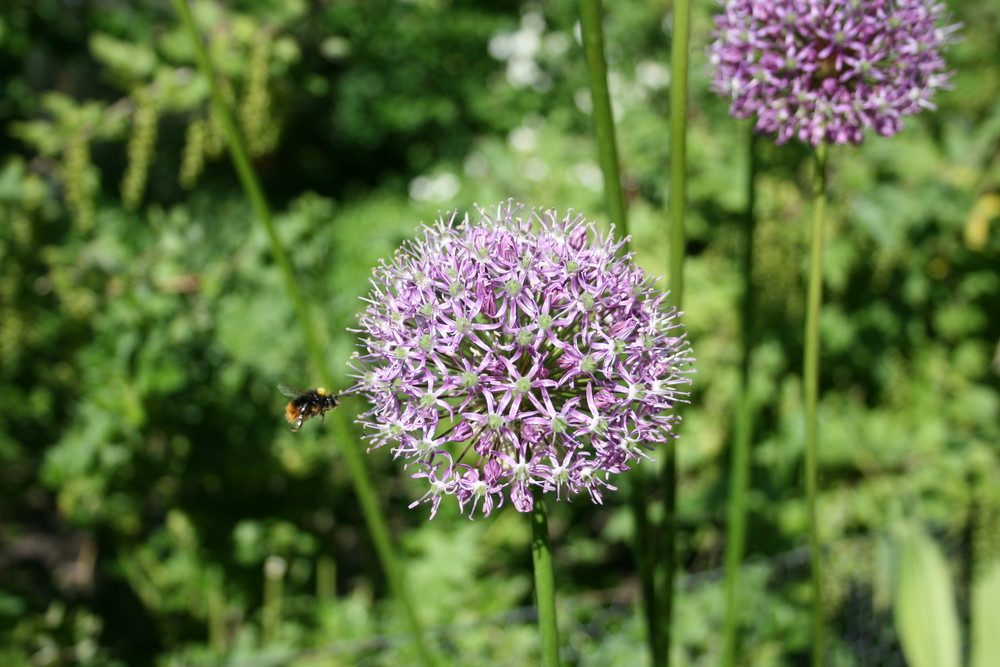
[
  {"x1": 349, "y1": 201, "x2": 693, "y2": 519},
  {"x1": 708, "y1": 0, "x2": 961, "y2": 146}
]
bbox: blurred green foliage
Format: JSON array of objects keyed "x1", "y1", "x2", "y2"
[{"x1": 1, "y1": 0, "x2": 998, "y2": 665}]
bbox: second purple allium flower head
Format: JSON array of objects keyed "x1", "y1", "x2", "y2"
[
  {"x1": 350, "y1": 201, "x2": 693, "y2": 519},
  {"x1": 709, "y1": 0, "x2": 961, "y2": 146}
]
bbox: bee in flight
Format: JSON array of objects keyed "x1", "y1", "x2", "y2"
[{"x1": 278, "y1": 384, "x2": 339, "y2": 432}]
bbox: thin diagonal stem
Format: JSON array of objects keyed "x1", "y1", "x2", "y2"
[
  {"x1": 531, "y1": 494, "x2": 561, "y2": 667},
  {"x1": 663, "y1": 0, "x2": 692, "y2": 663},
  {"x1": 804, "y1": 141, "x2": 828, "y2": 667},
  {"x1": 170, "y1": 3, "x2": 436, "y2": 664},
  {"x1": 580, "y1": 0, "x2": 627, "y2": 233},
  {"x1": 721, "y1": 130, "x2": 758, "y2": 667}
]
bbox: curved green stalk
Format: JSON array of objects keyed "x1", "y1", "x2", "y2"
[
  {"x1": 804, "y1": 141, "x2": 828, "y2": 666},
  {"x1": 579, "y1": 2, "x2": 663, "y2": 662},
  {"x1": 531, "y1": 494, "x2": 561, "y2": 667},
  {"x1": 170, "y1": 2, "x2": 436, "y2": 664},
  {"x1": 580, "y1": 0, "x2": 627, "y2": 234},
  {"x1": 721, "y1": 130, "x2": 758, "y2": 667},
  {"x1": 663, "y1": 0, "x2": 692, "y2": 663}
]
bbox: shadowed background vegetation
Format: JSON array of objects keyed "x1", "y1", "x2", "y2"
[{"x1": 1, "y1": 0, "x2": 998, "y2": 664}]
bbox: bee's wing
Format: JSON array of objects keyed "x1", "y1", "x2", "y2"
[{"x1": 278, "y1": 384, "x2": 304, "y2": 399}]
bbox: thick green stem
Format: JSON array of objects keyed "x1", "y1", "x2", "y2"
[
  {"x1": 170, "y1": 3, "x2": 436, "y2": 664},
  {"x1": 579, "y1": 3, "x2": 661, "y2": 662},
  {"x1": 668, "y1": 0, "x2": 691, "y2": 308},
  {"x1": 804, "y1": 142, "x2": 828, "y2": 667},
  {"x1": 531, "y1": 494, "x2": 561, "y2": 667},
  {"x1": 658, "y1": 443, "x2": 676, "y2": 665},
  {"x1": 628, "y1": 472, "x2": 660, "y2": 662},
  {"x1": 580, "y1": 0, "x2": 627, "y2": 233},
  {"x1": 662, "y1": 0, "x2": 692, "y2": 663},
  {"x1": 262, "y1": 556, "x2": 286, "y2": 645},
  {"x1": 721, "y1": 131, "x2": 758, "y2": 667}
]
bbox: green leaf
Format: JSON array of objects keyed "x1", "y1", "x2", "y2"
[
  {"x1": 89, "y1": 33, "x2": 156, "y2": 82},
  {"x1": 972, "y1": 558, "x2": 1000, "y2": 667},
  {"x1": 892, "y1": 523, "x2": 961, "y2": 667}
]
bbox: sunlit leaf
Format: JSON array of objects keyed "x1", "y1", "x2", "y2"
[
  {"x1": 971, "y1": 558, "x2": 1000, "y2": 667},
  {"x1": 892, "y1": 523, "x2": 961, "y2": 667}
]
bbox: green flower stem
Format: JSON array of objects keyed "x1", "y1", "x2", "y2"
[
  {"x1": 721, "y1": 130, "x2": 758, "y2": 667},
  {"x1": 207, "y1": 583, "x2": 226, "y2": 653},
  {"x1": 579, "y1": 2, "x2": 660, "y2": 662},
  {"x1": 668, "y1": 0, "x2": 691, "y2": 308},
  {"x1": 804, "y1": 141, "x2": 828, "y2": 667},
  {"x1": 170, "y1": 2, "x2": 437, "y2": 665},
  {"x1": 580, "y1": 0, "x2": 627, "y2": 234},
  {"x1": 627, "y1": 472, "x2": 660, "y2": 662},
  {"x1": 530, "y1": 493, "x2": 561, "y2": 667},
  {"x1": 658, "y1": 443, "x2": 677, "y2": 665},
  {"x1": 663, "y1": 0, "x2": 692, "y2": 662},
  {"x1": 262, "y1": 556, "x2": 286, "y2": 645}
]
